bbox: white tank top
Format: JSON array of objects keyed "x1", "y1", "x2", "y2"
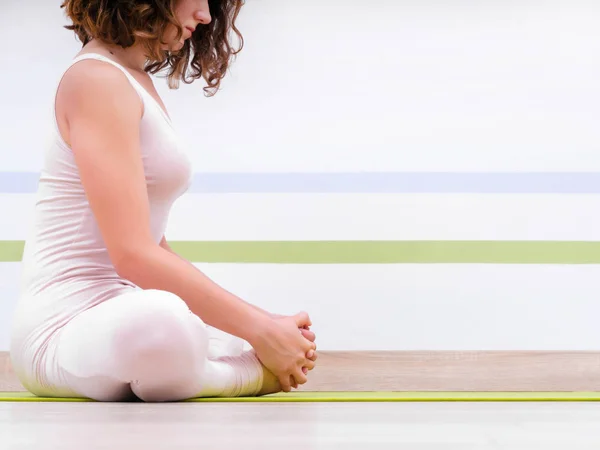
[{"x1": 10, "y1": 53, "x2": 193, "y2": 382}]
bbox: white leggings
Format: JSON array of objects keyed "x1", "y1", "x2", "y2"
[{"x1": 32, "y1": 289, "x2": 264, "y2": 402}]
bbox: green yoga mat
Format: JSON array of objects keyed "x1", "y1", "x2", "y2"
[{"x1": 3, "y1": 391, "x2": 600, "y2": 402}]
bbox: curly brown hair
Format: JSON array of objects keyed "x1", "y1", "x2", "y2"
[{"x1": 60, "y1": 0, "x2": 245, "y2": 96}]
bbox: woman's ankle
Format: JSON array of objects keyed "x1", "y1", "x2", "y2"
[{"x1": 257, "y1": 365, "x2": 281, "y2": 396}]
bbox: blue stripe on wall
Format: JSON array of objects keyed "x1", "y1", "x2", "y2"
[
  {"x1": 0, "y1": 173, "x2": 41, "y2": 194},
  {"x1": 2, "y1": 172, "x2": 600, "y2": 194}
]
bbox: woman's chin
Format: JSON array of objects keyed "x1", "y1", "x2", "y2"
[{"x1": 162, "y1": 40, "x2": 185, "y2": 53}]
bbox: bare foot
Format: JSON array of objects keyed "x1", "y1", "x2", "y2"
[
  {"x1": 257, "y1": 365, "x2": 282, "y2": 396},
  {"x1": 256, "y1": 360, "x2": 316, "y2": 395}
]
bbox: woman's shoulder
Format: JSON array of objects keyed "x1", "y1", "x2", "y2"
[
  {"x1": 61, "y1": 54, "x2": 136, "y2": 93},
  {"x1": 57, "y1": 55, "x2": 144, "y2": 118}
]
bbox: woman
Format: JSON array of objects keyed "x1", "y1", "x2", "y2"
[{"x1": 9, "y1": 0, "x2": 317, "y2": 402}]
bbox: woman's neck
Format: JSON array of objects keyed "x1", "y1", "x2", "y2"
[{"x1": 83, "y1": 39, "x2": 148, "y2": 72}]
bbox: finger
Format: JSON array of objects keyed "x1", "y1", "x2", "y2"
[
  {"x1": 304, "y1": 359, "x2": 316, "y2": 371},
  {"x1": 302, "y1": 367, "x2": 308, "y2": 375},
  {"x1": 291, "y1": 375, "x2": 298, "y2": 389},
  {"x1": 301, "y1": 337, "x2": 317, "y2": 353},
  {"x1": 294, "y1": 311, "x2": 312, "y2": 328},
  {"x1": 306, "y1": 349, "x2": 317, "y2": 360},
  {"x1": 293, "y1": 369, "x2": 308, "y2": 385},
  {"x1": 300, "y1": 328, "x2": 316, "y2": 342}
]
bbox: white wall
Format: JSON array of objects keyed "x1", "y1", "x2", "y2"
[{"x1": 1, "y1": 0, "x2": 600, "y2": 351}]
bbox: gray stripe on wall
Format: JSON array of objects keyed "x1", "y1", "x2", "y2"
[{"x1": 2, "y1": 172, "x2": 600, "y2": 194}]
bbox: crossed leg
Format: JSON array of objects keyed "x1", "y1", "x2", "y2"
[{"x1": 35, "y1": 289, "x2": 275, "y2": 402}]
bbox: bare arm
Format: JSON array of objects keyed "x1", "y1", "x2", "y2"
[
  {"x1": 159, "y1": 236, "x2": 317, "y2": 344},
  {"x1": 61, "y1": 62, "x2": 267, "y2": 344},
  {"x1": 158, "y1": 236, "x2": 277, "y2": 320}
]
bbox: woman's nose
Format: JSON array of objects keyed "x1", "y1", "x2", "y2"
[{"x1": 194, "y1": 10, "x2": 212, "y2": 25}]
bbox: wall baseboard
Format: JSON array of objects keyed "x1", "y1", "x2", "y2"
[
  {"x1": 299, "y1": 351, "x2": 600, "y2": 392},
  {"x1": 2, "y1": 351, "x2": 600, "y2": 393}
]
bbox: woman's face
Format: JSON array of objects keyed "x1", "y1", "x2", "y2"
[{"x1": 165, "y1": 0, "x2": 212, "y2": 50}]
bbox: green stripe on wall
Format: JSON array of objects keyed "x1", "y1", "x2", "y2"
[
  {"x1": 2, "y1": 240, "x2": 600, "y2": 264},
  {"x1": 0, "y1": 241, "x2": 27, "y2": 262}
]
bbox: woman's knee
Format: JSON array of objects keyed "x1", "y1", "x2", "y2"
[
  {"x1": 112, "y1": 290, "x2": 208, "y2": 380},
  {"x1": 117, "y1": 290, "x2": 196, "y2": 337}
]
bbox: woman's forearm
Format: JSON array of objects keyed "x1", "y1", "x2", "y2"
[
  {"x1": 117, "y1": 243, "x2": 268, "y2": 343},
  {"x1": 159, "y1": 237, "x2": 277, "y2": 319}
]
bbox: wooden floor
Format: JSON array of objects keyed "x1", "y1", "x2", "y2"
[
  {"x1": 3, "y1": 402, "x2": 600, "y2": 449},
  {"x1": 3, "y1": 350, "x2": 600, "y2": 392}
]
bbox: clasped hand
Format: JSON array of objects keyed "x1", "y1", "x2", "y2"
[{"x1": 251, "y1": 312, "x2": 317, "y2": 392}]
